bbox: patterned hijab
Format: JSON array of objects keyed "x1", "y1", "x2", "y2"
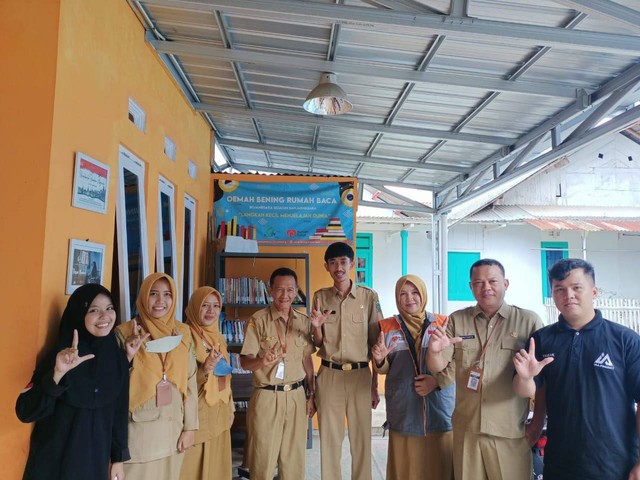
[
  {"x1": 185, "y1": 287, "x2": 232, "y2": 406},
  {"x1": 119, "y1": 273, "x2": 190, "y2": 411},
  {"x1": 395, "y1": 274, "x2": 428, "y2": 340}
]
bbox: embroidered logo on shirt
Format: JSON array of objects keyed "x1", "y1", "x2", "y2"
[{"x1": 594, "y1": 352, "x2": 614, "y2": 370}]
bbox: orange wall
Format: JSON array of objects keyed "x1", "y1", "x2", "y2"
[
  {"x1": 39, "y1": 0, "x2": 212, "y2": 349},
  {"x1": 0, "y1": 1, "x2": 61, "y2": 477},
  {"x1": 5, "y1": 0, "x2": 213, "y2": 475}
]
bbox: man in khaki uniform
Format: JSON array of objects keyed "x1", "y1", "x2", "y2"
[
  {"x1": 241, "y1": 267, "x2": 316, "y2": 480},
  {"x1": 427, "y1": 258, "x2": 543, "y2": 480},
  {"x1": 311, "y1": 242, "x2": 383, "y2": 480}
]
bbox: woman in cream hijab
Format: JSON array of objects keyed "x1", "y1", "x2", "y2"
[
  {"x1": 115, "y1": 273, "x2": 198, "y2": 480},
  {"x1": 371, "y1": 274, "x2": 455, "y2": 479},
  {"x1": 180, "y1": 286, "x2": 234, "y2": 480}
]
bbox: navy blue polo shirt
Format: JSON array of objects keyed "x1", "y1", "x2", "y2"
[{"x1": 532, "y1": 310, "x2": 640, "y2": 480}]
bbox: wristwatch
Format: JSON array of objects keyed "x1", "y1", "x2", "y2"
[{"x1": 305, "y1": 389, "x2": 315, "y2": 399}]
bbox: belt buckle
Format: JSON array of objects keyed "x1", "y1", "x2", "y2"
[
  {"x1": 342, "y1": 363, "x2": 352, "y2": 371},
  {"x1": 283, "y1": 384, "x2": 292, "y2": 392}
]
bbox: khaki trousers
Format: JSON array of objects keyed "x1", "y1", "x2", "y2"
[
  {"x1": 124, "y1": 452, "x2": 184, "y2": 480},
  {"x1": 246, "y1": 387, "x2": 307, "y2": 480},
  {"x1": 453, "y1": 429, "x2": 532, "y2": 480},
  {"x1": 315, "y1": 366, "x2": 372, "y2": 480},
  {"x1": 387, "y1": 430, "x2": 454, "y2": 480}
]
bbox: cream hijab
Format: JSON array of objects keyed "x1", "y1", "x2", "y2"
[{"x1": 185, "y1": 287, "x2": 232, "y2": 406}]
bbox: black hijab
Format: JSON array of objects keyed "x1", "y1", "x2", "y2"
[{"x1": 42, "y1": 284, "x2": 128, "y2": 409}]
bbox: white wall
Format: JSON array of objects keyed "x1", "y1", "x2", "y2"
[
  {"x1": 361, "y1": 223, "x2": 640, "y2": 322},
  {"x1": 502, "y1": 134, "x2": 640, "y2": 206}
]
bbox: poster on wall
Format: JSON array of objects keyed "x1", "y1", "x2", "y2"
[
  {"x1": 213, "y1": 177, "x2": 356, "y2": 245},
  {"x1": 72, "y1": 152, "x2": 110, "y2": 214},
  {"x1": 66, "y1": 239, "x2": 106, "y2": 294}
]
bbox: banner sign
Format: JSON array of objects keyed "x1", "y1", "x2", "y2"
[{"x1": 213, "y1": 178, "x2": 355, "y2": 245}]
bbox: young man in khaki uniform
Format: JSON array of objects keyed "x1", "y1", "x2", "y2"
[
  {"x1": 311, "y1": 242, "x2": 383, "y2": 480},
  {"x1": 241, "y1": 268, "x2": 316, "y2": 480},
  {"x1": 427, "y1": 258, "x2": 543, "y2": 480}
]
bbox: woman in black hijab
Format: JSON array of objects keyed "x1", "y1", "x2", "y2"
[{"x1": 16, "y1": 284, "x2": 130, "y2": 480}]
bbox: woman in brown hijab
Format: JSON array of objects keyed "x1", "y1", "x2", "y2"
[
  {"x1": 180, "y1": 286, "x2": 234, "y2": 480},
  {"x1": 115, "y1": 273, "x2": 198, "y2": 480},
  {"x1": 371, "y1": 274, "x2": 455, "y2": 479}
]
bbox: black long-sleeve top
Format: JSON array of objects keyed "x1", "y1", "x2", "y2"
[{"x1": 16, "y1": 360, "x2": 130, "y2": 480}]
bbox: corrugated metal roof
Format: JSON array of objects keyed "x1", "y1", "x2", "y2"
[
  {"x1": 468, "y1": 205, "x2": 640, "y2": 221},
  {"x1": 129, "y1": 0, "x2": 640, "y2": 215},
  {"x1": 464, "y1": 205, "x2": 640, "y2": 228},
  {"x1": 525, "y1": 219, "x2": 640, "y2": 232}
]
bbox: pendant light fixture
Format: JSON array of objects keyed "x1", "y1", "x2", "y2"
[{"x1": 303, "y1": 72, "x2": 353, "y2": 115}]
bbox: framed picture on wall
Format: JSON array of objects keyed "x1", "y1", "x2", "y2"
[
  {"x1": 66, "y1": 239, "x2": 106, "y2": 294},
  {"x1": 72, "y1": 152, "x2": 110, "y2": 214}
]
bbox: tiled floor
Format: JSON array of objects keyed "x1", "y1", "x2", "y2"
[{"x1": 233, "y1": 399, "x2": 389, "y2": 479}]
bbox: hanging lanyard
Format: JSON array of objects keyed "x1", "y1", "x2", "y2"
[
  {"x1": 395, "y1": 314, "x2": 427, "y2": 374},
  {"x1": 138, "y1": 316, "x2": 171, "y2": 379},
  {"x1": 191, "y1": 326, "x2": 214, "y2": 354},
  {"x1": 473, "y1": 316, "x2": 503, "y2": 366},
  {"x1": 273, "y1": 312, "x2": 291, "y2": 355}
]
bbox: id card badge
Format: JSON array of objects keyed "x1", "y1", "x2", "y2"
[
  {"x1": 466, "y1": 364, "x2": 483, "y2": 392},
  {"x1": 275, "y1": 361, "x2": 285, "y2": 380},
  {"x1": 156, "y1": 374, "x2": 172, "y2": 406}
]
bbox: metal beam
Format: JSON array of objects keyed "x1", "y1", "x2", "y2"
[
  {"x1": 437, "y1": 61, "x2": 640, "y2": 201},
  {"x1": 217, "y1": 137, "x2": 468, "y2": 173},
  {"x1": 151, "y1": 40, "x2": 578, "y2": 98},
  {"x1": 193, "y1": 102, "x2": 512, "y2": 145},
  {"x1": 550, "y1": 0, "x2": 640, "y2": 30},
  {"x1": 374, "y1": 184, "x2": 434, "y2": 211},
  {"x1": 439, "y1": 104, "x2": 640, "y2": 211},
  {"x1": 142, "y1": 0, "x2": 640, "y2": 54},
  {"x1": 564, "y1": 78, "x2": 640, "y2": 143},
  {"x1": 227, "y1": 162, "x2": 440, "y2": 190},
  {"x1": 359, "y1": 200, "x2": 434, "y2": 213}
]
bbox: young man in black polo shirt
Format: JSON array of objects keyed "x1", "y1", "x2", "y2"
[{"x1": 512, "y1": 258, "x2": 640, "y2": 480}]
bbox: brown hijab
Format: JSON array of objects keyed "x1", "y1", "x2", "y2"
[
  {"x1": 395, "y1": 274, "x2": 428, "y2": 340},
  {"x1": 185, "y1": 287, "x2": 232, "y2": 406},
  {"x1": 117, "y1": 273, "x2": 190, "y2": 411}
]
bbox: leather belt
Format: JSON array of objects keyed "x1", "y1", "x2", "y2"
[
  {"x1": 321, "y1": 359, "x2": 369, "y2": 371},
  {"x1": 259, "y1": 380, "x2": 304, "y2": 392}
]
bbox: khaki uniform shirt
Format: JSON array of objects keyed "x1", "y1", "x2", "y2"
[
  {"x1": 241, "y1": 306, "x2": 315, "y2": 388},
  {"x1": 312, "y1": 282, "x2": 382, "y2": 364},
  {"x1": 125, "y1": 349, "x2": 198, "y2": 462},
  {"x1": 443, "y1": 302, "x2": 543, "y2": 439}
]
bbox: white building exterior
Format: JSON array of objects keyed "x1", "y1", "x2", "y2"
[{"x1": 358, "y1": 133, "x2": 640, "y2": 321}]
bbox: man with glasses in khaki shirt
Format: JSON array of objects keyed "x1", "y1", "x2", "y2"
[
  {"x1": 311, "y1": 242, "x2": 383, "y2": 480},
  {"x1": 241, "y1": 267, "x2": 316, "y2": 480},
  {"x1": 427, "y1": 258, "x2": 543, "y2": 480}
]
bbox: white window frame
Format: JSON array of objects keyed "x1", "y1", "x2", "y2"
[
  {"x1": 116, "y1": 145, "x2": 150, "y2": 320},
  {"x1": 128, "y1": 98, "x2": 146, "y2": 132},
  {"x1": 183, "y1": 193, "x2": 197, "y2": 312},
  {"x1": 157, "y1": 176, "x2": 180, "y2": 318}
]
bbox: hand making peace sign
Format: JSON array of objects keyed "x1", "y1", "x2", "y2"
[
  {"x1": 53, "y1": 329, "x2": 95, "y2": 384},
  {"x1": 124, "y1": 318, "x2": 151, "y2": 362}
]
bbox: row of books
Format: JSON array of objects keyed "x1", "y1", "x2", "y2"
[
  {"x1": 220, "y1": 277, "x2": 307, "y2": 305},
  {"x1": 220, "y1": 277, "x2": 271, "y2": 304},
  {"x1": 219, "y1": 315, "x2": 246, "y2": 345},
  {"x1": 229, "y1": 353, "x2": 251, "y2": 374},
  {"x1": 216, "y1": 217, "x2": 257, "y2": 240}
]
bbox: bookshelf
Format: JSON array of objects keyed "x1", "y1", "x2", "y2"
[{"x1": 214, "y1": 252, "x2": 311, "y2": 476}]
